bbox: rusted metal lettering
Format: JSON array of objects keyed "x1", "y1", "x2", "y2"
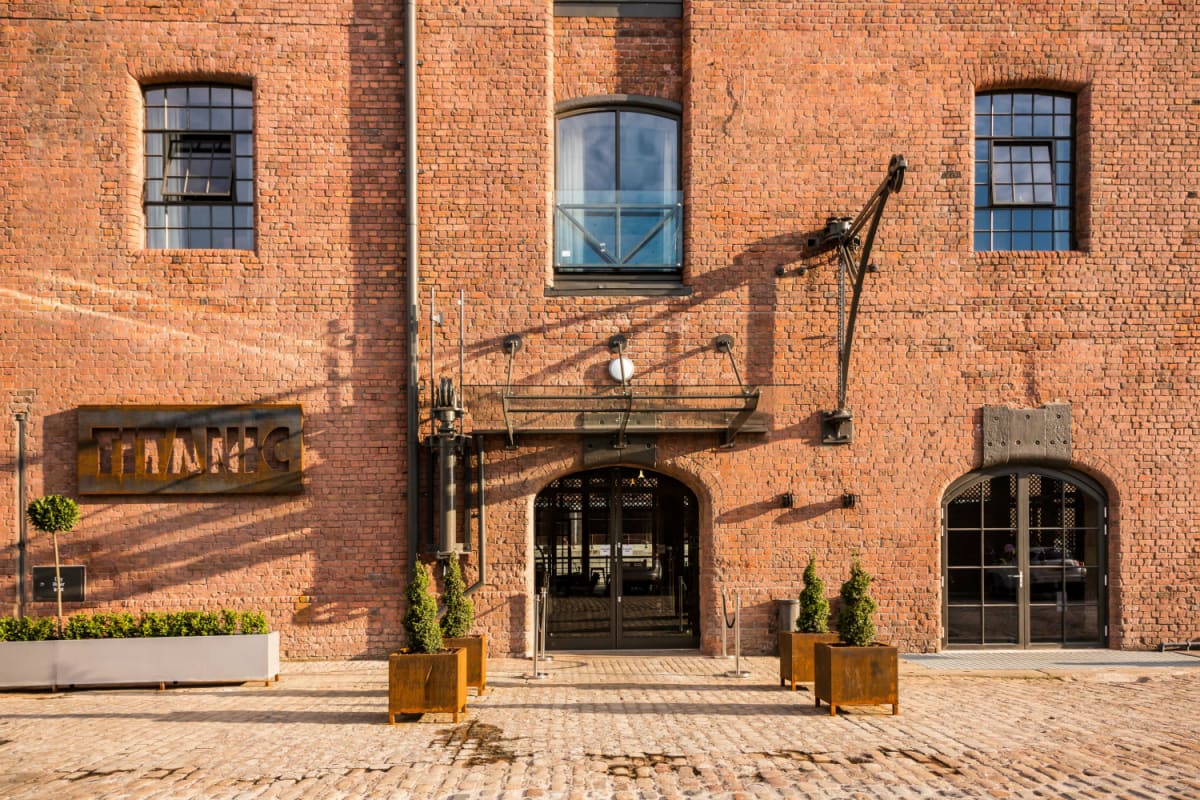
[{"x1": 78, "y1": 405, "x2": 303, "y2": 494}]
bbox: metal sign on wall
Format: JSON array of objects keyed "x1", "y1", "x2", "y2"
[
  {"x1": 33, "y1": 565, "x2": 85, "y2": 602},
  {"x1": 78, "y1": 405, "x2": 303, "y2": 495}
]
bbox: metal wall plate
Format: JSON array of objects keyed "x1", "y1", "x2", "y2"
[
  {"x1": 582, "y1": 435, "x2": 656, "y2": 466},
  {"x1": 982, "y1": 404, "x2": 1071, "y2": 467},
  {"x1": 33, "y1": 565, "x2": 85, "y2": 603}
]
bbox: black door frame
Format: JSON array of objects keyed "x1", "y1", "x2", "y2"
[
  {"x1": 535, "y1": 466, "x2": 700, "y2": 650},
  {"x1": 942, "y1": 466, "x2": 1108, "y2": 649}
]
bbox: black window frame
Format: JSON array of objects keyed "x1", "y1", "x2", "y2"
[
  {"x1": 555, "y1": 1, "x2": 681, "y2": 18},
  {"x1": 552, "y1": 97, "x2": 687, "y2": 296},
  {"x1": 144, "y1": 83, "x2": 255, "y2": 251},
  {"x1": 974, "y1": 90, "x2": 1075, "y2": 253}
]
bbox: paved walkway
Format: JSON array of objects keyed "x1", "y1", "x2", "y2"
[{"x1": 2, "y1": 651, "x2": 1199, "y2": 799}]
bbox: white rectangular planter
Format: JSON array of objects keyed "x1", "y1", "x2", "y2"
[{"x1": 0, "y1": 632, "x2": 280, "y2": 690}]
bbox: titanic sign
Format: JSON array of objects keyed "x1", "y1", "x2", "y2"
[{"x1": 78, "y1": 405, "x2": 303, "y2": 495}]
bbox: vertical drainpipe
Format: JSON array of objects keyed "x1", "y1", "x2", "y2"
[
  {"x1": 405, "y1": 0, "x2": 421, "y2": 577},
  {"x1": 465, "y1": 434, "x2": 487, "y2": 595},
  {"x1": 15, "y1": 412, "x2": 28, "y2": 619}
]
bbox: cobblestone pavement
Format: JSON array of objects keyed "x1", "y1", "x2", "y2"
[{"x1": 2, "y1": 653, "x2": 1199, "y2": 799}]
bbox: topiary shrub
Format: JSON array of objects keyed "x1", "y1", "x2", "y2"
[
  {"x1": 27, "y1": 494, "x2": 80, "y2": 635},
  {"x1": 403, "y1": 561, "x2": 443, "y2": 654},
  {"x1": 836, "y1": 556, "x2": 878, "y2": 647},
  {"x1": 796, "y1": 555, "x2": 831, "y2": 634},
  {"x1": 439, "y1": 557, "x2": 474, "y2": 638}
]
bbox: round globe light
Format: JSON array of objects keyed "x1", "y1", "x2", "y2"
[{"x1": 608, "y1": 356, "x2": 635, "y2": 383}]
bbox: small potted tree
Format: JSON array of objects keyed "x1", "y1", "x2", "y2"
[
  {"x1": 388, "y1": 561, "x2": 466, "y2": 724},
  {"x1": 440, "y1": 556, "x2": 487, "y2": 695},
  {"x1": 27, "y1": 494, "x2": 80, "y2": 636},
  {"x1": 779, "y1": 555, "x2": 839, "y2": 690},
  {"x1": 813, "y1": 556, "x2": 899, "y2": 716}
]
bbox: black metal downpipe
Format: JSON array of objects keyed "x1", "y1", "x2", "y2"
[
  {"x1": 15, "y1": 412, "x2": 28, "y2": 619},
  {"x1": 465, "y1": 433, "x2": 487, "y2": 596}
]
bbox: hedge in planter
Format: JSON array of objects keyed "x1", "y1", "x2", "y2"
[
  {"x1": 779, "y1": 555, "x2": 838, "y2": 690},
  {"x1": 440, "y1": 556, "x2": 487, "y2": 696},
  {"x1": 813, "y1": 557, "x2": 899, "y2": 716},
  {"x1": 0, "y1": 610, "x2": 278, "y2": 691},
  {"x1": 389, "y1": 562, "x2": 466, "y2": 723}
]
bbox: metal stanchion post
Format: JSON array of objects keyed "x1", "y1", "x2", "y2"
[
  {"x1": 525, "y1": 586, "x2": 549, "y2": 680},
  {"x1": 725, "y1": 592, "x2": 750, "y2": 678}
]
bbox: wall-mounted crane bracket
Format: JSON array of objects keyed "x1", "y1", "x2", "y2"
[{"x1": 813, "y1": 154, "x2": 906, "y2": 445}]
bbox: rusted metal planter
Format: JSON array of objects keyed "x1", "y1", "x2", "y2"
[
  {"x1": 813, "y1": 642, "x2": 899, "y2": 716},
  {"x1": 387, "y1": 647, "x2": 467, "y2": 723},
  {"x1": 444, "y1": 634, "x2": 488, "y2": 695},
  {"x1": 778, "y1": 632, "x2": 839, "y2": 689}
]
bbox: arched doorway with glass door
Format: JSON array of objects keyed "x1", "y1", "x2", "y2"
[
  {"x1": 534, "y1": 467, "x2": 700, "y2": 650},
  {"x1": 943, "y1": 467, "x2": 1108, "y2": 648}
]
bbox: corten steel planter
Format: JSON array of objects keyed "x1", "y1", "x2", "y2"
[
  {"x1": 813, "y1": 642, "x2": 899, "y2": 716},
  {"x1": 388, "y1": 647, "x2": 467, "y2": 724},
  {"x1": 778, "y1": 632, "x2": 839, "y2": 690},
  {"x1": 444, "y1": 634, "x2": 488, "y2": 695}
]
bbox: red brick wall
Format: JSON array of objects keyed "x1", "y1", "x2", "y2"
[
  {"x1": 3, "y1": 2, "x2": 1196, "y2": 658},
  {"x1": 0, "y1": 3, "x2": 410, "y2": 657}
]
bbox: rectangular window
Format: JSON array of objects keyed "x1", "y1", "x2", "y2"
[
  {"x1": 144, "y1": 85, "x2": 254, "y2": 250},
  {"x1": 555, "y1": 1, "x2": 681, "y2": 17},
  {"x1": 974, "y1": 92, "x2": 1073, "y2": 252}
]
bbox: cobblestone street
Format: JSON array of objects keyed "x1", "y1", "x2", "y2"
[{"x1": 2, "y1": 653, "x2": 1198, "y2": 799}]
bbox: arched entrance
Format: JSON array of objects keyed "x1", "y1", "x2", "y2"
[
  {"x1": 943, "y1": 467, "x2": 1108, "y2": 648},
  {"x1": 534, "y1": 467, "x2": 700, "y2": 650}
]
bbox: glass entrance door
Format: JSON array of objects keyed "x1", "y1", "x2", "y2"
[
  {"x1": 535, "y1": 467, "x2": 699, "y2": 650},
  {"x1": 943, "y1": 468, "x2": 1106, "y2": 648}
]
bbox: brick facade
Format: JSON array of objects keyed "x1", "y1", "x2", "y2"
[{"x1": 2, "y1": 2, "x2": 1196, "y2": 658}]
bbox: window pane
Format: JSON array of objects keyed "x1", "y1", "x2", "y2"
[
  {"x1": 618, "y1": 112, "x2": 677, "y2": 193},
  {"x1": 235, "y1": 229, "x2": 254, "y2": 250},
  {"x1": 983, "y1": 606, "x2": 1019, "y2": 644},
  {"x1": 558, "y1": 113, "x2": 616, "y2": 193},
  {"x1": 947, "y1": 569, "x2": 981, "y2": 603},
  {"x1": 947, "y1": 532, "x2": 979, "y2": 567},
  {"x1": 947, "y1": 607, "x2": 982, "y2": 644}
]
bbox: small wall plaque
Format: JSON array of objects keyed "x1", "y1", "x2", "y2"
[{"x1": 33, "y1": 565, "x2": 85, "y2": 603}]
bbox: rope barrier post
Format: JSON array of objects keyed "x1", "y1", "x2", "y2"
[{"x1": 525, "y1": 586, "x2": 549, "y2": 680}]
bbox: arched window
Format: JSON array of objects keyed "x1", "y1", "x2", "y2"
[
  {"x1": 943, "y1": 467, "x2": 1106, "y2": 648},
  {"x1": 555, "y1": 102, "x2": 682, "y2": 283}
]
